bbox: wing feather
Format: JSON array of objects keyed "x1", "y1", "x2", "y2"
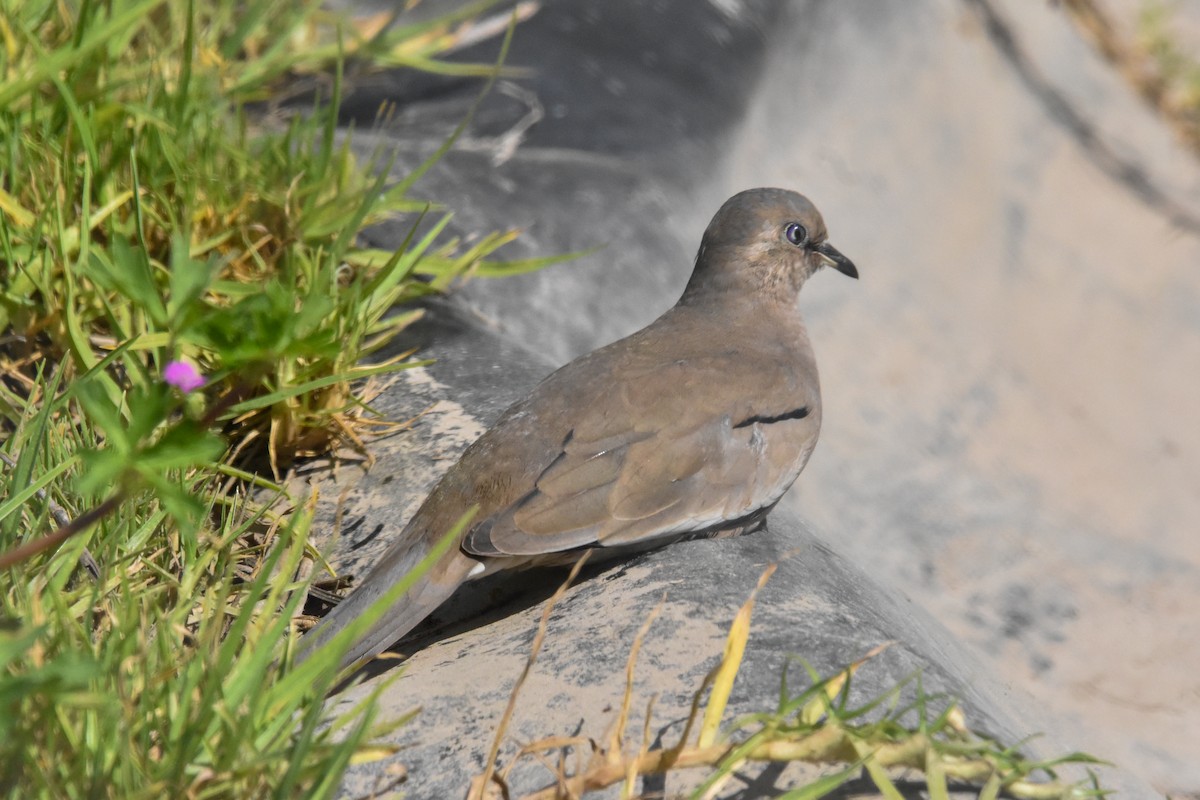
[{"x1": 459, "y1": 326, "x2": 820, "y2": 558}]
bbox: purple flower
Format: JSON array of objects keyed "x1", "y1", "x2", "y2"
[{"x1": 163, "y1": 360, "x2": 206, "y2": 392}]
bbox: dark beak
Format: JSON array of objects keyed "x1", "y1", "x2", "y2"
[{"x1": 813, "y1": 241, "x2": 858, "y2": 279}]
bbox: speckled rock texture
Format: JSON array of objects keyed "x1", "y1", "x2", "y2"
[{"x1": 302, "y1": 0, "x2": 1199, "y2": 795}]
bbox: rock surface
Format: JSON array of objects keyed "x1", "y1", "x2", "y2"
[
  {"x1": 731, "y1": 4, "x2": 1200, "y2": 795},
  {"x1": 306, "y1": 0, "x2": 1200, "y2": 795},
  {"x1": 312, "y1": 306, "x2": 1144, "y2": 798}
]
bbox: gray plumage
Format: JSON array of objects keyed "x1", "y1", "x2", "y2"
[{"x1": 299, "y1": 187, "x2": 857, "y2": 670}]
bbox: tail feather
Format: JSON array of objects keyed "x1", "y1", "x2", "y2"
[{"x1": 297, "y1": 534, "x2": 477, "y2": 672}]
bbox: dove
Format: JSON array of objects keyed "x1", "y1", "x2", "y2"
[{"x1": 299, "y1": 187, "x2": 857, "y2": 670}]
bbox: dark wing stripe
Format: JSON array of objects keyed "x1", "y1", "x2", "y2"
[{"x1": 732, "y1": 406, "x2": 809, "y2": 428}]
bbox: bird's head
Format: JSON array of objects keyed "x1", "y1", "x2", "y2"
[{"x1": 683, "y1": 188, "x2": 857, "y2": 304}]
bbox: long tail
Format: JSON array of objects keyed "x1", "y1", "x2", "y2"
[{"x1": 296, "y1": 532, "x2": 478, "y2": 672}]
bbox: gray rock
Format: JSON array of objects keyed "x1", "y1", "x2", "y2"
[
  {"x1": 300, "y1": 0, "x2": 1199, "y2": 794},
  {"x1": 338, "y1": 0, "x2": 782, "y2": 363},
  {"x1": 308, "y1": 306, "x2": 1147, "y2": 798},
  {"x1": 729, "y1": 3, "x2": 1200, "y2": 793}
]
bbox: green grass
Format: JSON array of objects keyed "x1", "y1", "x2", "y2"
[
  {"x1": 0, "y1": 0, "x2": 538, "y2": 795},
  {"x1": 1138, "y1": 0, "x2": 1200, "y2": 151},
  {"x1": 0, "y1": 0, "x2": 549, "y2": 470}
]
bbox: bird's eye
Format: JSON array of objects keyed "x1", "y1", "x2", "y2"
[{"x1": 784, "y1": 222, "x2": 808, "y2": 246}]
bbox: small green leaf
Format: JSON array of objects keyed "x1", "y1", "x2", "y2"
[
  {"x1": 73, "y1": 381, "x2": 131, "y2": 454},
  {"x1": 87, "y1": 236, "x2": 168, "y2": 327},
  {"x1": 76, "y1": 449, "x2": 129, "y2": 498},
  {"x1": 136, "y1": 422, "x2": 225, "y2": 472},
  {"x1": 167, "y1": 237, "x2": 216, "y2": 328},
  {"x1": 125, "y1": 383, "x2": 173, "y2": 445},
  {"x1": 137, "y1": 470, "x2": 205, "y2": 528}
]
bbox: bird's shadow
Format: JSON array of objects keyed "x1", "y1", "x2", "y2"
[
  {"x1": 335, "y1": 520, "x2": 771, "y2": 688},
  {"x1": 341, "y1": 555, "x2": 630, "y2": 686}
]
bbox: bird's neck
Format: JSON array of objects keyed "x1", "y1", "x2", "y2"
[
  {"x1": 679, "y1": 245, "x2": 810, "y2": 308},
  {"x1": 678, "y1": 272, "x2": 803, "y2": 311},
  {"x1": 673, "y1": 283, "x2": 802, "y2": 330}
]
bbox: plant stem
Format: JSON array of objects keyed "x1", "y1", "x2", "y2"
[{"x1": 0, "y1": 491, "x2": 125, "y2": 570}]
